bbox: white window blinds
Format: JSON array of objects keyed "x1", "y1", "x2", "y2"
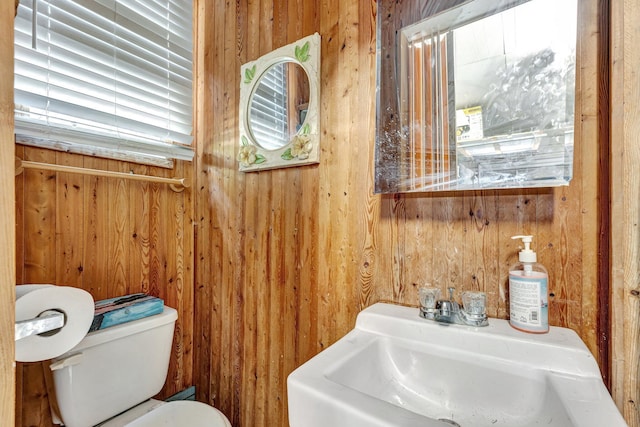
[
  {"x1": 14, "y1": 0, "x2": 194, "y2": 166},
  {"x1": 248, "y1": 62, "x2": 289, "y2": 150}
]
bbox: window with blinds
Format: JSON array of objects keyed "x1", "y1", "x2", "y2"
[
  {"x1": 14, "y1": 0, "x2": 194, "y2": 167},
  {"x1": 248, "y1": 62, "x2": 289, "y2": 150}
]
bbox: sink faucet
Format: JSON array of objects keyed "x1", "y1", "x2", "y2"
[
  {"x1": 435, "y1": 287, "x2": 459, "y2": 323},
  {"x1": 419, "y1": 287, "x2": 488, "y2": 327}
]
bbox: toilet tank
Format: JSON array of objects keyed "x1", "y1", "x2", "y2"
[{"x1": 50, "y1": 306, "x2": 178, "y2": 427}]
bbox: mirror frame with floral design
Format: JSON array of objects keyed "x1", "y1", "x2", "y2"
[{"x1": 238, "y1": 33, "x2": 321, "y2": 172}]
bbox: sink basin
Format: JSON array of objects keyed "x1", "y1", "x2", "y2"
[{"x1": 287, "y1": 303, "x2": 627, "y2": 427}]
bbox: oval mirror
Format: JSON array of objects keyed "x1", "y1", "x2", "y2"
[{"x1": 248, "y1": 61, "x2": 310, "y2": 150}]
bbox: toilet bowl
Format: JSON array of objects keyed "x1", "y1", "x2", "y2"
[{"x1": 50, "y1": 306, "x2": 231, "y2": 427}]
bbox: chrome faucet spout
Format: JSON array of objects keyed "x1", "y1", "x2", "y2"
[
  {"x1": 434, "y1": 288, "x2": 459, "y2": 323},
  {"x1": 419, "y1": 287, "x2": 488, "y2": 327}
]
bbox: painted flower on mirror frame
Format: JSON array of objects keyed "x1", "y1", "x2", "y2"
[
  {"x1": 237, "y1": 144, "x2": 256, "y2": 166},
  {"x1": 290, "y1": 134, "x2": 312, "y2": 160},
  {"x1": 238, "y1": 136, "x2": 266, "y2": 166}
]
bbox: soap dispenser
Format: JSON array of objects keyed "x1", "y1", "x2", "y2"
[{"x1": 508, "y1": 235, "x2": 549, "y2": 333}]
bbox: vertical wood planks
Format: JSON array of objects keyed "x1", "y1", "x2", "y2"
[
  {"x1": 107, "y1": 160, "x2": 130, "y2": 298},
  {"x1": 574, "y1": 0, "x2": 600, "y2": 348},
  {"x1": 611, "y1": 0, "x2": 640, "y2": 422},
  {"x1": 128, "y1": 164, "x2": 151, "y2": 296},
  {"x1": 223, "y1": 0, "x2": 242, "y2": 421},
  {"x1": 55, "y1": 152, "x2": 84, "y2": 288},
  {"x1": 0, "y1": 0, "x2": 15, "y2": 424},
  {"x1": 356, "y1": 0, "x2": 379, "y2": 311},
  {"x1": 23, "y1": 149, "x2": 57, "y2": 285},
  {"x1": 20, "y1": 147, "x2": 56, "y2": 427},
  {"x1": 193, "y1": 0, "x2": 214, "y2": 410},
  {"x1": 195, "y1": 0, "x2": 609, "y2": 426},
  {"x1": 15, "y1": 147, "x2": 24, "y2": 286},
  {"x1": 16, "y1": 148, "x2": 195, "y2": 426},
  {"x1": 11, "y1": 0, "x2": 624, "y2": 425},
  {"x1": 82, "y1": 157, "x2": 109, "y2": 299}
]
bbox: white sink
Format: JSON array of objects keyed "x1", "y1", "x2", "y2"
[{"x1": 287, "y1": 303, "x2": 627, "y2": 427}]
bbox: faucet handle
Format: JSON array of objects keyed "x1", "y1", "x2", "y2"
[
  {"x1": 448, "y1": 287, "x2": 455, "y2": 300},
  {"x1": 461, "y1": 291, "x2": 487, "y2": 316}
]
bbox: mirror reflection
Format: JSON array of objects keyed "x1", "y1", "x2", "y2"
[
  {"x1": 375, "y1": 0, "x2": 577, "y2": 193},
  {"x1": 248, "y1": 61, "x2": 310, "y2": 150}
]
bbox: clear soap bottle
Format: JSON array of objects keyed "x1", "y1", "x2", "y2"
[{"x1": 508, "y1": 235, "x2": 549, "y2": 333}]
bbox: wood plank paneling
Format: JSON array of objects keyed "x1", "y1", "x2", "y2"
[
  {"x1": 611, "y1": 0, "x2": 640, "y2": 422},
  {"x1": 128, "y1": 164, "x2": 151, "y2": 295},
  {"x1": 0, "y1": 0, "x2": 15, "y2": 424},
  {"x1": 11, "y1": 0, "x2": 634, "y2": 426},
  {"x1": 14, "y1": 149, "x2": 195, "y2": 426},
  {"x1": 55, "y1": 153, "x2": 84, "y2": 288},
  {"x1": 195, "y1": 0, "x2": 612, "y2": 426}
]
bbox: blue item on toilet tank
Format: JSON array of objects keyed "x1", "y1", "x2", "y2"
[{"x1": 90, "y1": 293, "x2": 164, "y2": 332}]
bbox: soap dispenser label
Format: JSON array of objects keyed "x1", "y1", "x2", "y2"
[{"x1": 509, "y1": 272, "x2": 548, "y2": 332}]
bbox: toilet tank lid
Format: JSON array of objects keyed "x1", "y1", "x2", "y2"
[{"x1": 57, "y1": 306, "x2": 178, "y2": 354}]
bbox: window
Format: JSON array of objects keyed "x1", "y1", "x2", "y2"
[
  {"x1": 248, "y1": 62, "x2": 289, "y2": 150},
  {"x1": 14, "y1": 0, "x2": 194, "y2": 167}
]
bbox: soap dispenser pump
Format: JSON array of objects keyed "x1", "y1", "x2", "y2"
[{"x1": 508, "y1": 235, "x2": 549, "y2": 333}]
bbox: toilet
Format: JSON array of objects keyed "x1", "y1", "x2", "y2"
[{"x1": 49, "y1": 305, "x2": 231, "y2": 427}]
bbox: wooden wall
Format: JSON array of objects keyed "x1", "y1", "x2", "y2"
[
  {"x1": 611, "y1": 0, "x2": 640, "y2": 424},
  {"x1": 1, "y1": 0, "x2": 16, "y2": 425},
  {"x1": 11, "y1": 0, "x2": 633, "y2": 426},
  {"x1": 14, "y1": 148, "x2": 195, "y2": 426},
  {"x1": 195, "y1": 0, "x2": 610, "y2": 426}
]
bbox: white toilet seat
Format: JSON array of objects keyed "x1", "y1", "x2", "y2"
[{"x1": 99, "y1": 399, "x2": 231, "y2": 427}]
